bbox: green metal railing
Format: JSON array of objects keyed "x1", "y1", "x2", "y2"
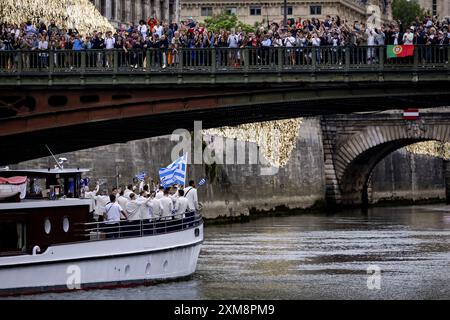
[{"x1": 0, "y1": 45, "x2": 448, "y2": 74}]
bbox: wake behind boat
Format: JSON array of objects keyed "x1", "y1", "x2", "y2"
[{"x1": 0, "y1": 168, "x2": 203, "y2": 296}]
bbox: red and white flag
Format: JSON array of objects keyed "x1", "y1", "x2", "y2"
[{"x1": 403, "y1": 108, "x2": 419, "y2": 120}]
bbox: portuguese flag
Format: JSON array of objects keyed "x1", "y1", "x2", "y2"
[{"x1": 387, "y1": 45, "x2": 414, "y2": 58}]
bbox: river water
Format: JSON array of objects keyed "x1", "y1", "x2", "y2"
[{"x1": 14, "y1": 205, "x2": 450, "y2": 300}]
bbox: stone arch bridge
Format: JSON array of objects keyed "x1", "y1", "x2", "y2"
[{"x1": 321, "y1": 111, "x2": 450, "y2": 206}]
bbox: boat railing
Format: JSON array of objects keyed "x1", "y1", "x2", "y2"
[{"x1": 76, "y1": 210, "x2": 202, "y2": 241}]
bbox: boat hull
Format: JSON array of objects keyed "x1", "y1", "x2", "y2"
[{"x1": 0, "y1": 223, "x2": 203, "y2": 296}]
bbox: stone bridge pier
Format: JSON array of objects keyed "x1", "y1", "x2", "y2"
[{"x1": 321, "y1": 112, "x2": 450, "y2": 207}]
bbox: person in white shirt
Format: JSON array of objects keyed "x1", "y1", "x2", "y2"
[
  {"x1": 83, "y1": 183, "x2": 100, "y2": 215},
  {"x1": 227, "y1": 30, "x2": 240, "y2": 66},
  {"x1": 150, "y1": 196, "x2": 161, "y2": 219},
  {"x1": 105, "y1": 32, "x2": 115, "y2": 49},
  {"x1": 402, "y1": 28, "x2": 414, "y2": 45},
  {"x1": 38, "y1": 35, "x2": 49, "y2": 67},
  {"x1": 159, "y1": 189, "x2": 174, "y2": 219},
  {"x1": 174, "y1": 189, "x2": 189, "y2": 218},
  {"x1": 283, "y1": 33, "x2": 296, "y2": 65},
  {"x1": 155, "y1": 186, "x2": 164, "y2": 199},
  {"x1": 272, "y1": 34, "x2": 283, "y2": 47},
  {"x1": 94, "y1": 191, "x2": 110, "y2": 221},
  {"x1": 104, "y1": 31, "x2": 115, "y2": 68},
  {"x1": 311, "y1": 33, "x2": 321, "y2": 63},
  {"x1": 284, "y1": 34, "x2": 296, "y2": 47},
  {"x1": 153, "y1": 22, "x2": 163, "y2": 38},
  {"x1": 104, "y1": 194, "x2": 125, "y2": 222},
  {"x1": 227, "y1": 31, "x2": 239, "y2": 48},
  {"x1": 311, "y1": 33, "x2": 321, "y2": 47},
  {"x1": 104, "y1": 194, "x2": 126, "y2": 238},
  {"x1": 138, "y1": 20, "x2": 148, "y2": 38},
  {"x1": 261, "y1": 36, "x2": 272, "y2": 47},
  {"x1": 123, "y1": 184, "x2": 133, "y2": 199},
  {"x1": 125, "y1": 193, "x2": 151, "y2": 220},
  {"x1": 184, "y1": 180, "x2": 199, "y2": 211},
  {"x1": 117, "y1": 190, "x2": 128, "y2": 213},
  {"x1": 169, "y1": 185, "x2": 179, "y2": 205},
  {"x1": 366, "y1": 28, "x2": 377, "y2": 63}
]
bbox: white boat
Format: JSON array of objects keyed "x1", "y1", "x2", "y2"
[{"x1": 0, "y1": 169, "x2": 203, "y2": 296}]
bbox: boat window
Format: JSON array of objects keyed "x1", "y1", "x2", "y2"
[
  {"x1": 57, "y1": 178, "x2": 65, "y2": 196},
  {"x1": 44, "y1": 218, "x2": 51, "y2": 235},
  {"x1": 67, "y1": 178, "x2": 75, "y2": 198},
  {"x1": 27, "y1": 178, "x2": 46, "y2": 199},
  {"x1": 0, "y1": 221, "x2": 27, "y2": 253},
  {"x1": 63, "y1": 216, "x2": 70, "y2": 233}
]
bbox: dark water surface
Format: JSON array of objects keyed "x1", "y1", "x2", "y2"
[{"x1": 12, "y1": 205, "x2": 450, "y2": 299}]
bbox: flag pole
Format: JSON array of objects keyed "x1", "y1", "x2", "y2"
[{"x1": 184, "y1": 152, "x2": 188, "y2": 187}]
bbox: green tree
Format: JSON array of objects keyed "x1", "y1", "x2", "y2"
[
  {"x1": 392, "y1": 0, "x2": 426, "y2": 26},
  {"x1": 204, "y1": 12, "x2": 254, "y2": 33}
]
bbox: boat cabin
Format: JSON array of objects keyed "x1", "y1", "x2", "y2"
[{"x1": 0, "y1": 169, "x2": 91, "y2": 256}]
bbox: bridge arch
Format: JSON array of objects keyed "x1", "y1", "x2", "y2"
[{"x1": 334, "y1": 122, "x2": 449, "y2": 205}]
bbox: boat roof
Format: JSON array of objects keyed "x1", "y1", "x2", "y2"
[
  {"x1": 0, "y1": 168, "x2": 90, "y2": 175},
  {"x1": 0, "y1": 198, "x2": 92, "y2": 210}
]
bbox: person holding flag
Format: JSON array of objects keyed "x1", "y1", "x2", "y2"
[
  {"x1": 387, "y1": 28, "x2": 414, "y2": 59},
  {"x1": 198, "y1": 178, "x2": 206, "y2": 187}
]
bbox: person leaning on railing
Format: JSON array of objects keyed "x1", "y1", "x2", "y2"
[{"x1": 37, "y1": 34, "x2": 49, "y2": 68}]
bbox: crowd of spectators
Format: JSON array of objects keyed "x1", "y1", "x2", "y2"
[{"x1": 0, "y1": 14, "x2": 448, "y2": 69}]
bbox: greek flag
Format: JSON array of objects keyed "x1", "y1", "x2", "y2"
[
  {"x1": 80, "y1": 177, "x2": 90, "y2": 188},
  {"x1": 135, "y1": 172, "x2": 147, "y2": 181},
  {"x1": 198, "y1": 178, "x2": 206, "y2": 186},
  {"x1": 159, "y1": 154, "x2": 187, "y2": 188}
]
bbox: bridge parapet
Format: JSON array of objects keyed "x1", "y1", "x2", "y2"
[{"x1": 0, "y1": 45, "x2": 448, "y2": 86}]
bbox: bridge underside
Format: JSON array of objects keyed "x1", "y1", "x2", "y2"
[
  {"x1": 0, "y1": 82, "x2": 449, "y2": 165},
  {"x1": 339, "y1": 139, "x2": 429, "y2": 205}
]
